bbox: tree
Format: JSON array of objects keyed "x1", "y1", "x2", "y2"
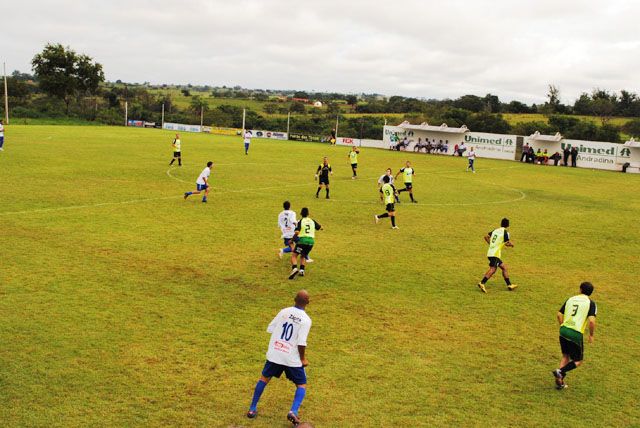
[
  {"x1": 31, "y1": 43, "x2": 104, "y2": 113},
  {"x1": 345, "y1": 95, "x2": 358, "y2": 106},
  {"x1": 622, "y1": 119, "x2": 640, "y2": 137},
  {"x1": 293, "y1": 91, "x2": 309, "y2": 99},
  {"x1": 573, "y1": 93, "x2": 592, "y2": 115},
  {"x1": 189, "y1": 95, "x2": 209, "y2": 115},
  {"x1": 263, "y1": 103, "x2": 279, "y2": 114},
  {"x1": 181, "y1": 89, "x2": 191, "y2": 97},
  {"x1": 453, "y1": 95, "x2": 485, "y2": 112},
  {"x1": 590, "y1": 89, "x2": 616, "y2": 125},
  {"x1": 290, "y1": 101, "x2": 306, "y2": 114}
]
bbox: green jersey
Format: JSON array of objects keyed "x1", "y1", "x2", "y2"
[
  {"x1": 173, "y1": 138, "x2": 181, "y2": 152},
  {"x1": 487, "y1": 227, "x2": 510, "y2": 259},
  {"x1": 349, "y1": 150, "x2": 359, "y2": 164},
  {"x1": 296, "y1": 217, "x2": 321, "y2": 245},
  {"x1": 400, "y1": 167, "x2": 414, "y2": 183},
  {"x1": 560, "y1": 294, "x2": 597, "y2": 335},
  {"x1": 381, "y1": 183, "x2": 396, "y2": 204}
]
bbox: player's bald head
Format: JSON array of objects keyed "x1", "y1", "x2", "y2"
[{"x1": 295, "y1": 289, "x2": 310, "y2": 306}]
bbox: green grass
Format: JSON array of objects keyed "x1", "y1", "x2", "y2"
[
  {"x1": 503, "y1": 113, "x2": 634, "y2": 127},
  {"x1": 1, "y1": 126, "x2": 639, "y2": 427}
]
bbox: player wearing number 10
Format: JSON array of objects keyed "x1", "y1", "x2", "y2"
[{"x1": 247, "y1": 290, "x2": 312, "y2": 426}]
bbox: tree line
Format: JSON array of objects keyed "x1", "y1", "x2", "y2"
[{"x1": 3, "y1": 44, "x2": 640, "y2": 142}]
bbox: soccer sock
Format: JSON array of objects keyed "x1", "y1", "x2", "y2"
[
  {"x1": 326, "y1": 188, "x2": 329, "y2": 197},
  {"x1": 178, "y1": 159, "x2": 182, "y2": 166},
  {"x1": 504, "y1": 277, "x2": 512, "y2": 286},
  {"x1": 292, "y1": 264, "x2": 297, "y2": 270},
  {"x1": 283, "y1": 247, "x2": 292, "y2": 253},
  {"x1": 316, "y1": 187, "x2": 321, "y2": 196},
  {"x1": 290, "y1": 386, "x2": 306, "y2": 415},
  {"x1": 169, "y1": 159, "x2": 175, "y2": 165},
  {"x1": 378, "y1": 213, "x2": 389, "y2": 218},
  {"x1": 481, "y1": 277, "x2": 489, "y2": 284},
  {"x1": 560, "y1": 361, "x2": 577, "y2": 376},
  {"x1": 249, "y1": 380, "x2": 268, "y2": 412},
  {"x1": 398, "y1": 188, "x2": 406, "y2": 193},
  {"x1": 409, "y1": 193, "x2": 415, "y2": 202},
  {"x1": 391, "y1": 216, "x2": 396, "y2": 226}
]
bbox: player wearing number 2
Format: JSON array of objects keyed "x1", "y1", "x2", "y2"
[
  {"x1": 289, "y1": 208, "x2": 322, "y2": 280},
  {"x1": 477, "y1": 218, "x2": 517, "y2": 292},
  {"x1": 552, "y1": 282, "x2": 597, "y2": 390},
  {"x1": 247, "y1": 290, "x2": 312, "y2": 426}
]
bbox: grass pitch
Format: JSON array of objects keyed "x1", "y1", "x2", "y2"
[{"x1": 0, "y1": 126, "x2": 639, "y2": 427}]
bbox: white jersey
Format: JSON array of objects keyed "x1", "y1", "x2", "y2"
[
  {"x1": 378, "y1": 174, "x2": 394, "y2": 185},
  {"x1": 244, "y1": 131, "x2": 252, "y2": 144},
  {"x1": 196, "y1": 167, "x2": 211, "y2": 185},
  {"x1": 266, "y1": 306, "x2": 312, "y2": 367},
  {"x1": 278, "y1": 210, "x2": 298, "y2": 238},
  {"x1": 0, "y1": 123, "x2": 4, "y2": 137},
  {"x1": 468, "y1": 150, "x2": 476, "y2": 160}
]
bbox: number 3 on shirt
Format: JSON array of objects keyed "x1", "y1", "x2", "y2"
[{"x1": 280, "y1": 322, "x2": 294, "y2": 341}]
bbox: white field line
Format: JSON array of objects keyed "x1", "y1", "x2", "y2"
[{"x1": 0, "y1": 165, "x2": 525, "y2": 217}]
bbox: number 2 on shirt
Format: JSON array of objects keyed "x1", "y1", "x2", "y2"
[{"x1": 280, "y1": 322, "x2": 294, "y2": 341}]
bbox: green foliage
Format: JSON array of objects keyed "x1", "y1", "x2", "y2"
[
  {"x1": 622, "y1": 118, "x2": 640, "y2": 137},
  {"x1": 290, "y1": 101, "x2": 306, "y2": 114}
]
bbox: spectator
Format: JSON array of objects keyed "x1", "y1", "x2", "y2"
[
  {"x1": 535, "y1": 148, "x2": 544, "y2": 164},
  {"x1": 571, "y1": 147, "x2": 578, "y2": 167},
  {"x1": 563, "y1": 146, "x2": 571, "y2": 166},
  {"x1": 435, "y1": 140, "x2": 443, "y2": 153},
  {"x1": 527, "y1": 146, "x2": 536, "y2": 163},
  {"x1": 453, "y1": 143, "x2": 459, "y2": 155},
  {"x1": 542, "y1": 149, "x2": 550, "y2": 165},
  {"x1": 425, "y1": 140, "x2": 433, "y2": 154},
  {"x1": 550, "y1": 151, "x2": 562, "y2": 166},
  {"x1": 442, "y1": 140, "x2": 449, "y2": 153},
  {"x1": 457, "y1": 141, "x2": 467, "y2": 157},
  {"x1": 520, "y1": 143, "x2": 530, "y2": 162}
]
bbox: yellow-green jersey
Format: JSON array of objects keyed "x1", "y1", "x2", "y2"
[
  {"x1": 296, "y1": 217, "x2": 322, "y2": 245},
  {"x1": 560, "y1": 294, "x2": 597, "y2": 335},
  {"x1": 486, "y1": 227, "x2": 510, "y2": 259},
  {"x1": 173, "y1": 138, "x2": 181, "y2": 152},
  {"x1": 381, "y1": 183, "x2": 396, "y2": 204},
  {"x1": 400, "y1": 167, "x2": 414, "y2": 183},
  {"x1": 349, "y1": 150, "x2": 359, "y2": 164}
]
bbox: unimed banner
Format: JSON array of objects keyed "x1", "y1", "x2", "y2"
[
  {"x1": 464, "y1": 132, "x2": 517, "y2": 160},
  {"x1": 560, "y1": 140, "x2": 633, "y2": 171},
  {"x1": 163, "y1": 122, "x2": 202, "y2": 133}
]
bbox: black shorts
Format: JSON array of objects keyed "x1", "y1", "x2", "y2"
[
  {"x1": 319, "y1": 178, "x2": 329, "y2": 185},
  {"x1": 403, "y1": 183, "x2": 413, "y2": 190},
  {"x1": 294, "y1": 243, "x2": 313, "y2": 257},
  {"x1": 488, "y1": 257, "x2": 503, "y2": 267},
  {"x1": 173, "y1": 152, "x2": 181, "y2": 158},
  {"x1": 386, "y1": 203, "x2": 395, "y2": 212},
  {"x1": 559, "y1": 336, "x2": 583, "y2": 361},
  {"x1": 351, "y1": 163, "x2": 358, "y2": 169}
]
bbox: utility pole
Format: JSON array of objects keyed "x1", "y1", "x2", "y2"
[
  {"x1": 3, "y1": 62, "x2": 9, "y2": 124},
  {"x1": 124, "y1": 101, "x2": 128, "y2": 126},
  {"x1": 200, "y1": 106, "x2": 204, "y2": 128},
  {"x1": 241, "y1": 108, "x2": 246, "y2": 133},
  {"x1": 161, "y1": 103, "x2": 165, "y2": 128},
  {"x1": 286, "y1": 111, "x2": 290, "y2": 136}
]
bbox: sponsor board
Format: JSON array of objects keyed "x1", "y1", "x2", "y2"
[
  {"x1": 289, "y1": 133, "x2": 325, "y2": 143},
  {"x1": 210, "y1": 127, "x2": 242, "y2": 136},
  {"x1": 250, "y1": 130, "x2": 288, "y2": 140},
  {"x1": 463, "y1": 132, "x2": 517, "y2": 160},
  {"x1": 336, "y1": 137, "x2": 387, "y2": 149},
  {"x1": 202, "y1": 126, "x2": 212, "y2": 133},
  {"x1": 127, "y1": 120, "x2": 144, "y2": 127},
  {"x1": 163, "y1": 122, "x2": 202, "y2": 133}
]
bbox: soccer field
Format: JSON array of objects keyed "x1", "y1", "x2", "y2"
[{"x1": 1, "y1": 126, "x2": 639, "y2": 427}]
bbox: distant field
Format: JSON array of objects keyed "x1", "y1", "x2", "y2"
[
  {"x1": 1, "y1": 126, "x2": 639, "y2": 427},
  {"x1": 503, "y1": 113, "x2": 633, "y2": 127}
]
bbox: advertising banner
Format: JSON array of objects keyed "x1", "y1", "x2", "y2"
[
  {"x1": 336, "y1": 137, "x2": 387, "y2": 149},
  {"x1": 127, "y1": 120, "x2": 144, "y2": 127},
  {"x1": 382, "y1": 126, "x2": 409, "y2": 147},
  {"x1": 463, "y1": 132, "x2": 517, "y2": 160},
  {"x1": 289, "y1": 133, "x2": 325, "y2": 143},
  {"x1": 250, "y1": 130, "x2": 288, "y2": 140},
  {"x1": 163, "y1": 122, "x2": 202, "y2": 133},
  {"x1": 210, "y1": 127, "x2": 242, "y2": 136},
  {"x1": 560, "y1": 139, "x2": 634, "y2": 171}
]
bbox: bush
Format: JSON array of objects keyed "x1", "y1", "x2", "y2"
[{"x1": 622, "y1": 119, "x2": 640, "y2": 138}]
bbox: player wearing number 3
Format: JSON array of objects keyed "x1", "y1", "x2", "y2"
[{"x1": 247, "y1": 290, "x2": 312, "y2": 426}]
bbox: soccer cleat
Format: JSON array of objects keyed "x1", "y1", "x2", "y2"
[
  {"x1": 247, "y1": 410, "x2": 258, "y2": 419},
  {"x1": 507, "y1": 284, "x2": 518, "y2": 291},
  {"x1": 183, "y1": 193, "x2": 189, "y2": 200},
  {"x1": 306, "y1": 258, "x2": 314, "y2": 263},
  {"x1": 299, "y1": 270, "x2": 305, "y2": 277},
  {"x1": 315, "y1": 194, "x2": 319, "y2": 198},
  {"x1": 326, "y1": 196, "x2": 330, "y2": 199},
  {"x1": 552, "y1": 369, "x2": 564, "y2": 387},
  {"x1": 288, "y1": 268, "x2": 299, "y2": 280},
  {"x1": 374, "y1": 215, "x2": 380, "y2": 224},
  {"x1": 287, "y1": 411, "x2": 301, "y2": 426},
  {"x1": 202, "y1": 199, "x2": 207, "y2": 203},
  {"x1": 556, "y1": 383, "x2": 568, "y2": 390},
  {"x1": 412, "y1": 200, "x2": 418, "y2": 203},
  {"x1": 391, "y1": 226, "x2": 399, "y2": 229},
  {"x1": 352, "y1": 176, "x2": 355, "y2": 180},
  {"x1": 477, "y1": 283, "x2": 487, "y2": 293},
  {"x1": 278, "y1": 249, "x2": 284, "y2": 259}
]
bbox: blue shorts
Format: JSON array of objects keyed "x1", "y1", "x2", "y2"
[
  {"x1": 196, "y1": 183, "x2": 208, "y2": 191},
  {"x1": 283, "y1": 237, "x2": 293, "y2": 246},
  {"x1": 262, "y1": 361, "x2": 307, "y2": 385}
]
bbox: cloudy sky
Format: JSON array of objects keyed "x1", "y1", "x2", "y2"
[{"x1": 3, "y1": 0, "x2": 639, "y2": 103}]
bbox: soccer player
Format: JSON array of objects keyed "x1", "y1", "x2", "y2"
[
  {"x1": 377, "y1": 168, "x2": 399, "y2": 203},
  {"x1": 477, "y1": 218, "x2": 517, "y2": 292},
  {"x1": 183, "y1": 161, "x2": 213, "y2": 203},
  {"x1": 247, "y1": 290, "x2": 312, "y2": 425},
  {"x1": 0, "y1": 119, "x2": 5, "y2": 151},
  {"x1": 348, "y1": 146, "x2": 360, "y2": 179},
  {"x1": 278, "y1": 201, "x2": 313, "y2": 263},
  {"x1": 243, "y1": 129, "x2": 253, "y2": 155},
  {"x1": 552, "y1": 282, "x2": 597, "y2": 390},
  {"x1": 169, "y1": 134, "x2": 181, "y2": 166},
  {"x1": 395, "y1": 161, "x2": 417, "y2": 203},
  {"x1": 315, "y1": 157, "x2": 332, "y2": 199},
  {"x1": 330, "y1": 128, "x2": 336, "y2": 145},
  {"x1": 466, "y1": 146, "x2": 476, "y2": 173},
  {"x1": 289, "y1": 208, "x2": 322, "y2": 279},
  {"x1": 374, "y1": 175, "x2": 399, "y2": 229}
]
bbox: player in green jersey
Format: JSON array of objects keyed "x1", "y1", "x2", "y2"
[
  {"x1": 169, "y1": 134, "x2": 182, "y2": 166},
  {"x1": 289, "y1": 208, "x2": 323, "y2": 279},
  {"x1": 477, "y1": 218, "x2": 517, "y2": 292},
  {"x1": 348, "y1": 146, "x2": 360, "y2": 179},
  {"x1": 374, "y1": 175, "x2": 399, "y2": 229},
  {"x1": 552, "y1": 282, "x2": 597, "y2": 390},
  {"x1": 395, "y1": 161, "x2": 417, "y2": 203}
]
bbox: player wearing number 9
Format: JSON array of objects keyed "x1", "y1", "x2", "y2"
[{"x1": 247, "y1": 290, "x2": 312, "y2": 426}]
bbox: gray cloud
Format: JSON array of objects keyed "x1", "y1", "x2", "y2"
[{"x1": 3, "y1": 0, "x2": 639, "y2": 103}]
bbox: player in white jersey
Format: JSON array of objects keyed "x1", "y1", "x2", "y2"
[
  {"x1": 247, "y1": 290, "x2": 312, "y2": 426},
  {"x1": 183, "y1": 161, "x2": 212, "y2": 203},
  {"x1": 244, "y1": 129, "x2": 253, "y2": 155},
  {"x1": 377, "y1": 168, "x2": 399, "y2": 203},
  {"x1": 278, "y1": 201, "x2": 313, "y2": 262},
  {"x1": 466, "y1": 147, "x2": 476, "y2": 173},
  {"x1": 0, "y1": 120, "x2": 5, "y2": 151}
]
